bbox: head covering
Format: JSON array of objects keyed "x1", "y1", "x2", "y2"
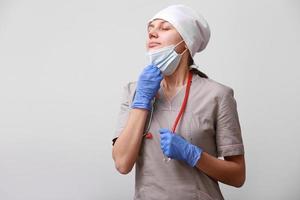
[{"x1": 148, "y1": 4, "x2": 210, "y2": 57}]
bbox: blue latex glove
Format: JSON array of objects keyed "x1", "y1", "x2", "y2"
[
  {"x1": 159, "y1": 128, "x2": 203, "y2": 167},
  {"x1": 132, "y1": 64, "x2": 163, "y2": 110}
]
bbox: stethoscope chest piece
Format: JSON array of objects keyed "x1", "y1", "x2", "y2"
[{"x1": 145, "y1": 132, "x2": 153, "y2": 139}]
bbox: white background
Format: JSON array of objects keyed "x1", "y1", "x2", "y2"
[{"x1": 0, "y1": 0, "x2": 299, "y2": 199}]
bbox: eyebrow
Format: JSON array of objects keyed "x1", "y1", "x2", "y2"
[{"x1": 148, "y1": 20, "x2": 168, "y2": 29}]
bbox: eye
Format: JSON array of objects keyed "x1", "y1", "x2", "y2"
[
  {"x1": 161, "y1": 25, "x2": 170, "y2": 31},
  {"x1": 161, "y1": 22, "x2": 173, "y2": 31}
]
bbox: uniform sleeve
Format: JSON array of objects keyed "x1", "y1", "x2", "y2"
[
  {"x1": 216, "y1": 88, "x2": 244, "y2": 157},
  {"x1": 112, "y1": 83, "x2": 132, "y2": 145}
]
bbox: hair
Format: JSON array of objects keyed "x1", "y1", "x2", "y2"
[{"x1": 187, "y1": 54, "x2": 208, "y2": 79}]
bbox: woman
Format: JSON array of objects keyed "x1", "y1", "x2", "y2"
[{"x1": 112, "y1": 4, "x2": 245, "y2": 200}]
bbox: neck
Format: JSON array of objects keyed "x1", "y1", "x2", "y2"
[{"x1": 162, "y1": 62, "x2": 190, "y2": 90}]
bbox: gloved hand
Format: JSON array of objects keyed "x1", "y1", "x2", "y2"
[
  {"x1": 159, "y1": 128, "x2": 203, "y2": 167},
  {"x1": 132, "y1": 64, "x2": 163, "y2": 110}
]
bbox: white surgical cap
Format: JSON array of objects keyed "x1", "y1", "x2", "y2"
[{"x1": 149, "y1": 4, "x2": 211, "y2": 57}]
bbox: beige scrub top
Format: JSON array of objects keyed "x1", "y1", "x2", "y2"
[{"x1": 112, "y1": 71, "x2": 245, "y2": 200}]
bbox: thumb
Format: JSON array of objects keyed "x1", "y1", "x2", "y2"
[{"x1": 159, "y1": 128, "x2": 170, "y2": 134}]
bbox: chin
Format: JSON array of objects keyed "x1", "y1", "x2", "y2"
[{"x1": 148, "y1": 46, "x2": 161, "y2": 51}]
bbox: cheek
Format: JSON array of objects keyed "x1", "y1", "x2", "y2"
[{"x1": 159, "y1": 32, "x2": 182, "y2": 46}]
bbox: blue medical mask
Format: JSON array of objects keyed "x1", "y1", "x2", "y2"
[{"x1": 147, "y1": 40, "x2": 187, "y2": 76}]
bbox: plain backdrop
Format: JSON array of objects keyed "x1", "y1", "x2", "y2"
[{"x1": 0, "y1": 0, "x2": 300, "y2": 199}]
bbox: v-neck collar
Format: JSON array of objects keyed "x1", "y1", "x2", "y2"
[
  {"x1": 157, "y1": 73, "x2": 196, "y2": 106},
  {"x1": 160, "y1": 83, "x2": 186, "y2": 104}
]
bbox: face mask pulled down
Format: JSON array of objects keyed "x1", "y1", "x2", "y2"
[{"x1": 147, "y1": 40, "x2": 187, "y2": 76}]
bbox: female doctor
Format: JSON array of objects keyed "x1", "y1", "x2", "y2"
[{"x1": 112, "y1": 4, "x2": 246, "y2": 200}]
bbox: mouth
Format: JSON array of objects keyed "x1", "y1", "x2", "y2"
[{"x1": 148, "y1": 42, "x2": 161, "y2": 48}]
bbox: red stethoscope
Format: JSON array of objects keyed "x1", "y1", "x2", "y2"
[{"x1": 142, "y1": 70, "x2": 193, "y2": 139}]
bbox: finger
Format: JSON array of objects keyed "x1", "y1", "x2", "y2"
[
  {"x1": 159, "y1": 128, "x2": 170, "y2": 134},
  {"x1": 160, "y1": 133, "x2": 168, "y2": 144},
  {"x1": 145, "y1": 64, "x2": 154, "y2": 70},
  {"x1": 165, "y1": 148, "x2": 172, "y2": 158},
  {"x1": 160, "y1": 139, "x2": 166, "y2": 151},
  {"x1": 160, "y1": 138, "x2": 169, "y2": 154},
  {"x1": 161, "y1": 143, "x2": 170, "y2": 157}
]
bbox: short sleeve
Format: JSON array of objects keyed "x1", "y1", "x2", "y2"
[
  {"x1": 112, "y1": 82, "x2": 134, "y2": 145},
  {"x1": 216, "y1": 88, "x2": 244, "y2": 157}
]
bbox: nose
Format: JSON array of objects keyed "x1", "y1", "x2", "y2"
[{"x1": 148, "y1": 28, "x2": 158, "y2": 39}]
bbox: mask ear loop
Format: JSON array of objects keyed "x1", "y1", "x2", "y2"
[
  {"x1": 174, "y1": 40, "x2": 188, "y2": 55},
  {"x1": 180, "y1": 48, "x2": 188, "y2": 56},
  {"x1": 175, "y1": 40, "x2": 185, "y2": 47}
]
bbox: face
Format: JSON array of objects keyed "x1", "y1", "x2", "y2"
[{"x1": 146, "y1": 19, "x2": 187, "y2": 53}]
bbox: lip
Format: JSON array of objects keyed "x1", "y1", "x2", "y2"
[{"x1": 148, "y1": 42, "x2": 161, "y2": 48}]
